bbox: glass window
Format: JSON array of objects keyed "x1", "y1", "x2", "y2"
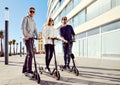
[
  {"x1": 102, "y1": 30, "x2": 120, "y2": 57},
  {"x1": 78, "y1": 10, "x2": 86, "y2": 26},
  {"x1": 112, "y1": 0, "x2": 120, "y2": 8},
  {"x1": 80, "y1": 39, "x2": 84, "y2": 57},
  {"x1": 68, "y1": 18, "x2": 74, "y2": 28},
  {"x1": 73, "y1": 10, "x2": 85, "y2": 28},
  {"x1": 101, "y1": 21, "x2": 120, "y2": 33},
  {"x1": 61, "y1": 8, "x2": 66, "y2": 18},
  {"x1": 53, "y1": 4, "x2": 59, "y2": 16},
  {"x1": 79, "y1": 38, "x2": 87, "y2": 57},
  {"x1": 72, "y1": 40, "x2": 79, "y2": 57},
  {"x1": 59, "y1": 0, "x2": 64, "y2": 6},
  {"x1": 87, "y1": 28, "x2": 99, "y2": 36},
  {"x1": 74, "y1": 14, "x2": 79, "y2": 28},
  {"x1": 73, "y1": 0, "x2": 82, "y2": 8},
  {"x1": 66, "y1": 0, "x2": 74, "y2": 14},
  {"x1": 88, "y1": 34, "x2": 101, "y2": 58},
  {"x1": 78, "y1": 32, "x2": 86, "y2": 39},
  {"x1": 87, "y1": 0, "x2": 111, "y2": 21},
  {"x1": 54, "y1": 16, "x2": 59, "y2": 25}
]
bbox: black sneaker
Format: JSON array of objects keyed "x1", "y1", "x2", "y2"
[
  {"x1": 47, "y1": 67, "x2": 51, "y2": 73},
  {"x1": 22, "y1": 66, "x2": 27, "y2": 73},
  {"x1": 63, "y1": 65, "x2": 66, "y2": 69},
  {"x1": 66, "y1": 65, "x2": 70, "y2": 69},
  {"x1": 28, "y1": 71, "x2": 34, "y2": 74}
]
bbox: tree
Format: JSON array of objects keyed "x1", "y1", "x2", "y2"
[
  {"x1": 12, "y1": 39, "x2": 16, "y2": 55},
  {"x1": 16, "y1": 43, "x2": 18, "y2": 55},
  {"x1": 8, "y1": 41, "x2": 12, "y2": 56},
  {"x1": 0, "y1": 30, "x2": 4, "y2": 57}
]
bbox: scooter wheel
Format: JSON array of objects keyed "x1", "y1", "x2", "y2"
[
  {"x1": 74, "y1": 68, "x2": 79, "y2": 76},
  {"x1": 37, "y1": 74, "x2": 41, "y2": 84},
  {"x1": 54, "y1": 71, "x2": 60, "y2": 80}
]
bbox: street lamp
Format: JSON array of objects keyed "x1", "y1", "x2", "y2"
[{"x1": 4, "y1": 7, "x2": 9, "y2": 65}]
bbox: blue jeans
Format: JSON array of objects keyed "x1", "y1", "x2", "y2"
[{"x1": 62, "y1": 42, "x2": 73, "y2": 66}]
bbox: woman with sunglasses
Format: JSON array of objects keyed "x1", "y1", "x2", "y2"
[{"x1": 42, "y1": 18, "x2": 55, "y2": 73}]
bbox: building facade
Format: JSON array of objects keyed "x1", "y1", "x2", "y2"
[
  {"x1": 47, "y1": 0, "x2": 120, "y2": 60},
  {"x1": 38, "y1": 32, "x2": 44, "y2": 53}
]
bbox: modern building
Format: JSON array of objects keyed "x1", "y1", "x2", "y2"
[
  {"x1": 47, "y1": 0, "x2": 120, "y2": 61},
  {"x1": 38, "y1": 32, "x2": 44, "y2": 53}
]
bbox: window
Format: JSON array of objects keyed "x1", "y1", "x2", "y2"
[
  {"x1": 87, "y1": 28, "x2": 99, "y2": 36},
  {"x1": 73, "y1": 0, "x2": 81, "y2": 8},
  {"x1": 112, "y1": 0, "x2": 120, "y2": 8},
  {"x1": 102, "y1": 30, "x2": 120, "y2": 57},
  {"x1": 88, "y1": 34, "x2": 101, "y2": 57},
  {"x1": 87, "y1": 0, "x2": 111, "y2": 20},
  {"x1": 101, "y1": 21, "x2": 120, "y2": 33},
  {"x1": 78, "y1": 32, "x2": 86, "y2": 39},
  {"x1": 66, "y1": 0, "x2": 74, "y2": 14}
]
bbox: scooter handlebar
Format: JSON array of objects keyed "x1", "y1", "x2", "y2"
[{"x1": 49, "y1": 37, "x2": 61, "y2": 41}]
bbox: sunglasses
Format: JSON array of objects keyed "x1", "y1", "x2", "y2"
[
  {"x1": 62, "y1": 18, "x2": 67, "y2": 20},
  {"x1": 50, "y1": 20, "x2": 54, "y2": 22},
  {"x1": 30, "y1": 11, "x2": 35, "y2": 13}
]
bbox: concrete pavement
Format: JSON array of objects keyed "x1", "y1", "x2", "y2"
[{"x1": 0, "y1": 54, "x2": 120, "y2": 85}]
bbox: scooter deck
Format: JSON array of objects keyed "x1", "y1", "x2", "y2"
[
  {"x1": 39, "y1": 67, "x2": 60, "y2": 80},
  {"x1": 59, "y1": 65, "x2": 71, "y2": 72}
]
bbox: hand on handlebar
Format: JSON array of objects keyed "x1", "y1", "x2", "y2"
[
  {"x1": 63, "y1": 39, "x2": 68, "y2": 43},
  {"x1": 48, "y1": 37, "x2": 51, "y2": 39},
  {"x1": 23, "y1": 36, "x2": 29, "y2": 40}
]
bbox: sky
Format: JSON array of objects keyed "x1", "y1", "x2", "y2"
[{"x1": 0, "y1": 0, "x2": 48, "y2": 52}]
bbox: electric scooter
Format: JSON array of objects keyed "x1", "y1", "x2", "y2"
[
  {"x1": 59, "y1": 40, "x2": 79, "y2": 76},
  {"x1": 24, "y1": 38, "x2": 41, "y2": 84},
  {"x1": 39, "y1": 37, "x2": 60, "y2": 80}
]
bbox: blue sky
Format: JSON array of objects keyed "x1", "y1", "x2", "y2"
[{"x1": 0, "y1": 0, "x2": 48, "y2": 51}]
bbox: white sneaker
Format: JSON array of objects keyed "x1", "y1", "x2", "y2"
[
  {"x1": 23, "y1": 72, "x2": 28, "y2": 76},
  {"x1": 28, "y1": 73, "x2": 34, "y2": 78},
  {"x1": 45, "y1": 68, "x2": 49, "y2": 73}
]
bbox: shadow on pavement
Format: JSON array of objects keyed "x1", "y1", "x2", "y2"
[
  {"x1": 61, "y1": 76, "x2": 117, "y2": 85},
  {"x1": 77, "y1": 66, "x2": 120, "y2": 71},
  {"x1": 8, "y1": 63, "x2": 23, "y2": 67},
  {"x1": 61, "y1": 76, "x2": 88, "y2": 84},
  {"x1": 79, "y1": 71, "x2": 120, "y2": 83},
  {"x1": 40, "y1": 80, "x2": 71, "y2": 85},
  {"x1": 0, "y1": 60, "x2": 4, "y2": 62}
]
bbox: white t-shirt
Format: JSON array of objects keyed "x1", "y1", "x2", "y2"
[{"x1": 42, "y1": 26, "x2": 58, "y2": 45}]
